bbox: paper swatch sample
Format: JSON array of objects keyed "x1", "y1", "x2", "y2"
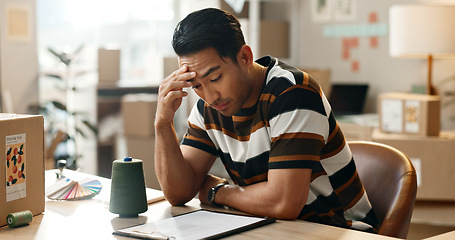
[{"x1": 46, "y1": 177, "x2": 102, "y2": 200}]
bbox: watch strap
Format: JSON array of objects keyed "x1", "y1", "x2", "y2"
[{"x1": 208, "y1": 183, "x2": 227, "y2": 205}]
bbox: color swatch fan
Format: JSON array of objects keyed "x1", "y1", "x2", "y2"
[{"x1": 46, "y1": 177, "x2": 102, "y2": 200}]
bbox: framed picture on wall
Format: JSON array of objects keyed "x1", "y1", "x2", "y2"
[
  {"x1": 5, "y1": 4, "x2": 32, "y2": 43},
  {"x1": 311, "y1": 0, "x2": 333, "y2": 23},
  {"x1": 334, "y1": 0, "x2": 357, "y2": 21}
]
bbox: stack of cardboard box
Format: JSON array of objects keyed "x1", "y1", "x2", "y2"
[
  {"x1": 374, "y1": 92, "x2": 451, "y2": 201},
  {"x1": 121, "y1": 94, "x2": 160, "y2": 190},
  {"x1": 373, "y1": 93, "x2": 455, "y2": 237}
]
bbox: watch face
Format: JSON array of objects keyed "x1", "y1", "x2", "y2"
[{"x1": 208, "y1": 188, "x2": 215, "y2": 203}]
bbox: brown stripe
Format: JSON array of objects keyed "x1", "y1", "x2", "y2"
[
  {"x1": 251, "y1": 121, "x2": 266, "y2": 133},
  {"x1": 244, "y1": 172, "x2": 268, "y2": 185},
  {"x1": 280, "y1": 84, "x2": 318, "y2": 96},
  {"x1": 303, "y1": 71, "x2": 310, "y2": 86},
  {"x1": 188, "y1": 122, "x2": 204, "y2": 131},
  {"x1": 184, "y1": 135, "x2": 215, "y2": 148},
  {"x1": 310, "y1": 171, "x2": 326, "y2": 182},
  {"x1": 233, "y1": 115, "x2": 254, "y2": 122},
  {"x1": 345, "y1": 187, "x2": 366, "y2": 210},
  {"x1": 260, "y1": 93, "x2": 276, "y2": 103},
  {"x1": 269, "y1": 154, "x2": 320, "y2": 163},
  {"x1": 327, "y1": 123, "x2": 340, "y2": 142},
  {"x1": 320, "y1": 127, "x2": 346, "y2": 159},
  {"x1": 271, "y1": 132, "x2": 324, "y2": 143},
  {"x1": 205, "y1": 123, "x2": 240, "y2": 140}
]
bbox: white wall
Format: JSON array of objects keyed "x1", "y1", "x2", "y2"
[
  {"x1": 298, "y1": 0, "x2": 455, "y2": 129},
  {"x1": 0, "y1": 0, "x2": 39, "y2": 114}
]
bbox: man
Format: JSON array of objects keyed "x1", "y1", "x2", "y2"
[{"x1": 155, "y1": 8, "x2": 378, "y2": 233}]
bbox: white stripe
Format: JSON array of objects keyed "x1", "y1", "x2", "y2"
[
  {"x1": 319, "y1": 144, "x2": 352, "y2": 176},
  {"x1": 188, "y1": 103, "x2": 205, "y2": 130},
  {"x1": 344, "y1": 192, "x2": 373, "y2": 221},
  {"x1": 306, "y1": 189, "x2": 317, "y2": 204},
  {"x1": 266, "y1": 62, "x2": 296, "y2": 85},
  {"x1": 269, "y1": 109, "x2": 329, "y2": 142},
  {"x1": 350, "y1": 221, "x2": 373, "y2": 231},
  {"x1": 205, "y1": 126, "x2": 271, "y2": 163},
  {"x1": 321, "y1": 91, "x2": 332, "y2": 117},
  {"x1": 309, "y1": 174, "x2": 334, "y2": 197}
]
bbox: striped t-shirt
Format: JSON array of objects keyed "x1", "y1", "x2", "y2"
[{"x1": 182, "y1": 56, "x2": 378, "y2": 232}]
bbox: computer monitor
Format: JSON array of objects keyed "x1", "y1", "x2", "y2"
[{"x1": 328, "y1": 83, "x2": 369, "y2": 116}]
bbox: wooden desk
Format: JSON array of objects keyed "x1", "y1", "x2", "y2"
[
  {"x1": 424, "y1": 230, "x2": 455, "y2": 240},
  {"x1": 0, "y1": 170, "x2": 397, "y2": 240}
]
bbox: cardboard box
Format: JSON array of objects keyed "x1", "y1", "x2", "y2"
[
  {"x1": 378, "y1": 92, "x2": 440, "y2": 136},
  {"x1": 125, "y1": 136, "x2": 160, "y2": 190},
  {"x1": 303, "y1": 68, "x2": 331, "y2": 97},
  {"x1": 240, "y1": 19, "x2": 290, "y2": 58},
  {"x1": 339, "y1": 122, "x2": 373, "y2": 141},
  {"x1": 372, "y1": 129, "x2": 455, "y2": 201},
  {"x1": 121, "y1": 94, "x2": 157, "y2": 138},
  {"x1": 0, "y1": 114, "x2": 44, "y2": 227},
  {"x1": 162, "y1": 56, "x2": 179, "y2": 79},
  {"x1": 98, "y1": 48, "x2": 121, "y2": 83}
]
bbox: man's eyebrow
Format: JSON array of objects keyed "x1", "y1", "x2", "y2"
[{"x1": 202, "y1": 65, "x2": 221, "y2": 78}]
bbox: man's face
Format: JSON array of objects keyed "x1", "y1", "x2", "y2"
[{"x1": 179, "y1": 47, "x2": 252, "y2": 116}]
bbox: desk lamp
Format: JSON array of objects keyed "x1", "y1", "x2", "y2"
[{"x1": 389, "y1": 4, "x2": 455, "y2": 95}]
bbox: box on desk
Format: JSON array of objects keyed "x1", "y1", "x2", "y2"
[
  {"x1": 378, "y1": 92, "x2": 440, "y2": 136},
  {"x1": 121, "y1": 94, "x2": 157, "y2": 138},
  {"x1": 372, "y1": 129, "x2": 455, "y2": 201},
  {"x1": 125, "y1": 136, "x2": 160, "y2": 190},
  {"x1": 0, "y1": 114, "x2": 44, "y2": 227},
  {"x1": 98, "y1": 48, "x2": 120, "y2": 83}
]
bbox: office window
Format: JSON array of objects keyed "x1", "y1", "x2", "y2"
[{"x1": 37, "y1": 0, "x2": 176, "y2": 82}]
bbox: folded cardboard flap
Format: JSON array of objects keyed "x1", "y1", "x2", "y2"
[{"x1": 0, "y1": 114, "x2": 45, "y2": 227}]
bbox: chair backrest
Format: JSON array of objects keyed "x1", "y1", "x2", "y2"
[{"x1": 348, "y1": 141, "x2": 417, "y2": 239}]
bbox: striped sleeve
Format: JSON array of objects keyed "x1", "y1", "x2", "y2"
[
  {"x1": 181, "y1": 99, "x2": 217, "y2": 156},
  {"x1": 267, "y1": 77, "x2": 329, "y2": 170}
]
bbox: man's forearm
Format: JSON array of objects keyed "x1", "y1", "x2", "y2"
[
  {"x1": 213, "y1": 169, "x2": 310, "y2": 219},
  {"x1": 154, "y1": 122, "x2": 197, "y2": 205}
]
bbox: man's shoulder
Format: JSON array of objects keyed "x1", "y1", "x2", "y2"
[{"x1": 263, "y1": 58, "x2": 322, "y2": 97}]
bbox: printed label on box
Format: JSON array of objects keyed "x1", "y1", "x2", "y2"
[
  {"x1": 381, "y1": 99, "x2": 403, "y2": 133},
  {"x1": 405, "y1": 100, "x2": 420, "y2": 133},
  {"x1": 5, "y1": 133, "x2": 26, "y2": 202}
]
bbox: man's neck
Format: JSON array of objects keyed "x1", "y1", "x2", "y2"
[{"x1": 243, "y1": 62, "x2": 267, "y2": 108}]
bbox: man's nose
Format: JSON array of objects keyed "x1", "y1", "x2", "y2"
[{"x1": 203, "y1": 86, "x2": 220, "y2": 106}]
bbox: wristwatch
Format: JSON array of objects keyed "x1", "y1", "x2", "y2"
[{"x1": 208, "y1": 183, "x2": 227, "y2": 205}]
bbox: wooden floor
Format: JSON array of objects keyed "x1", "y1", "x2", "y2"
[
  {"x1": 407, "y1": 201, "x2": 455, "y2": 239},
  {"x1": 407, "y1": 223, "x2": 455, "y2": 240}
]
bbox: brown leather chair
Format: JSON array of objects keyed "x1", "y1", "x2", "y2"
[{"x1": 348, "y1": 141, "x2": 417, "y2": 239}]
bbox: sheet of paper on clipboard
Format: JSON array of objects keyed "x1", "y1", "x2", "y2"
[{"x1": 113, "y1": 209, "x2": 276, "y2": 240}]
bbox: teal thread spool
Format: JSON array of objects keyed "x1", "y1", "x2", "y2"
[
  {"x1": 7, "y1": 210, "x2": 33, "y2": 228},
  {"x1": 109, "y1": 157, "x2": 148, "y2": 218}
]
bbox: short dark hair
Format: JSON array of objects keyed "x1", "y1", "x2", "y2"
[{"x1": 172, "y1": 8, "x2": 245, "y2": 62}]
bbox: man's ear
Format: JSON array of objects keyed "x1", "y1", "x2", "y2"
[{"x1": 237, "y1": 45, "x2": 254, "y2": 67}]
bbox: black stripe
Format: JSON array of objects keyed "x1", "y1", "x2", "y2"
[
  {"x1": 269, "y1": 88, "x2": 327, "y2": 119},
  {"x1": 276, "y1": 61, "x2": 304, "y2": 85},
  {"x1": 328, "y1": 159, "x2": 357, "y2": 190},
  {"x1": 269, "y1": 160, "x2": 319, "y2": 169},
  {"x1": 196, "y1": 99, "x2": 205, "y2": 116},
  {"x1": 263, "y1": 77, "x2": 294, "y2": 95},
  {"x1": 181, "y1": 138, "x2": 217, "y2": 156},
  {"x1": 218, "y1": 150, "x2": 269, "y2": 181},
  {"x1": 271, "y1": 137, "x2": 323, "y2": 158}
]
